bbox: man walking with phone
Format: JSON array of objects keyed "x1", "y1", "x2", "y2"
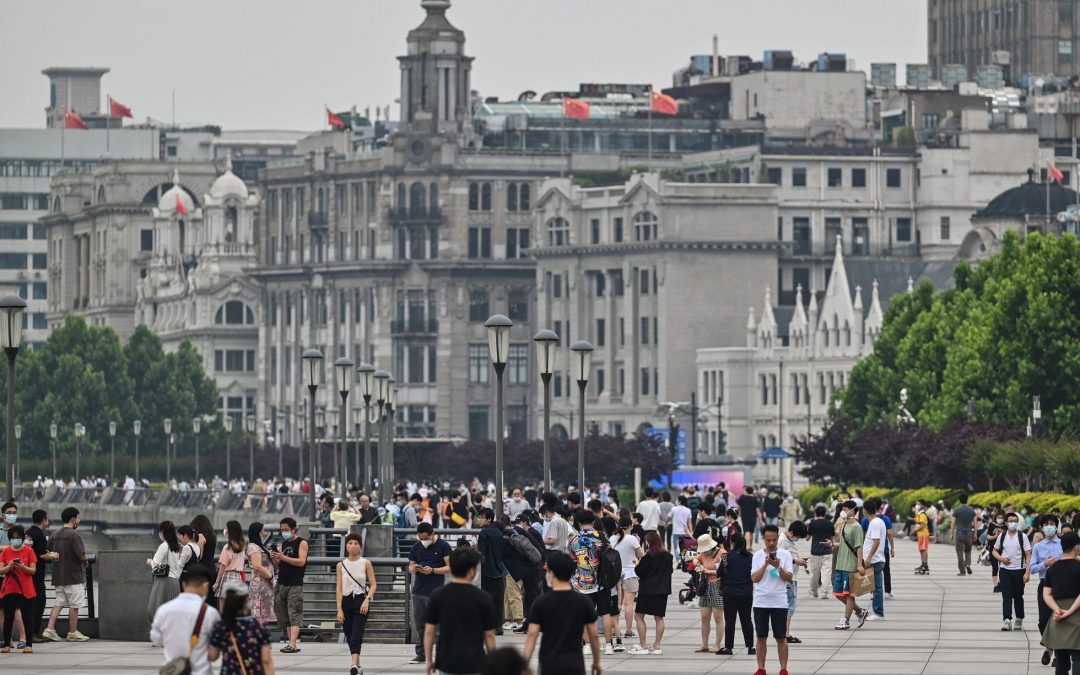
[{"x1": 751, "y1": 525, "x2": 793, "y2": 675}]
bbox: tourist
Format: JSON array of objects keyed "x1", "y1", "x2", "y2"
[
  {"x1": 506, "y1": 488, "x2": 529, "y2": 520},
  {"x1": 1032, "y1": 514, "x2": 1063, "y2": 664},
  {"x1": 632, "y1": 531, "x2": 673, "y2": 655},
  {"x1": 993, "y1": 512, "x2": 1031, "y2": 631},
  {"x1": 670, "y1": 495, "x2": 693, "y2": 556},
  {"x1": 762, "y1": 491, "x2": 782, "y2": 527},
  {"x1": 510, "y1": 514, "x2": 546, "y2": 634},
  {"x1": 356, "y1": 495, "x2": 380, "y2": 525},
  {"x1": 807, "y1": 506, "x2": 834, "y2": 599},
  {"x1": 147, "y1": 520, "x2": 183, "y2": 622},
  {"x1": 658, "y1": 491, "x2": 674, "y2": 551},
  {"x1": 861, "y1": 499, "x2": 887, "y2": 621},
  {"x1": 718, "y1": 533, "x2": 755, "y2": 655},
  {"x1": 541, "y1": 502, "x2": 570, "y2": 555},
  {"x1": 0, "y1": 525, "x2": 37, "y2": 653},
  {"x1": 476, "y1": 508, "x2": 508, "y2": 635},
  {"x1": 612, "y1": 515, "x2": 644, "y2": 642},
  {"x1": 270, "y1": 517, "x2": 308, "y2": 653},
  {"x1": 209, "y1": 584, "x2": 275, "y2": 675},
  {"x1": 987, "y1": 509, "x2": 1006, "y2": 593},
  {"x1": 567, "y1": 510, "x2": 615, "y2": 656},
  {"x1": 832, "y1": 500, "x2": 868, "y2": 630},
  {"x1": 331, "y1": 498, "x2": 363, "y2": 530},
  {"x1": 481, "y1": 646, "x2": 533, "y2": 675},
  {"x1": 751, "y1": 525, "x2": 793, "y2": 675},
  {"x1": 693, "y1": 532, "x2": 725, "y2": 653},
  {"x1": 953, "y1": 494, "x2": 977, "y2": 576},
  {"x1": 191, "y1": 514, "x2": 220, "y2": 607},
  {"x1": 913, "y1": 501, "x2": 931, "y2": 574},
  {"x1": 25, "y1": 509, "x2": 57, "y2": 641},
  {"x1": 1038, "y1": 531, "x2": 1080, "y2": 674},
  {"x1": 523, "y1": 552, "x2": 602, "y2": 675},
  {"x1": 780, "y1": 495, "x2": 802, "y2": 528},
  {"x1": 245, "y1": 522, "x2": 276, "y2": 626},
  {"x1": 336, "y1": 533, "x2": 376, "y2": 675},
  {"x1": 779, "y1": 519, "x2": 808, "y2": 642},
  {"x1": 636, "y1": 487, "x2": 661, "y2": 535},
  {"x1": 737, "y1": 486, "x2": 763, "y2": 550},
  {"x1": 424, "y1": 548, "x2": 497, "y2": 675},
  {"x1": 150, "y1": 565, "x2": 220, "y2": 675},
  {"x1": 499, "y1": 515, "x2": 538, "y2": 634},
  {"x1": 408, "y1": 522, "x2": 451, "y2": 664},
  {"x1": 178, "y1": 525, "x2": 202, "y2": 573},
  {"x1": 0, "y1": 502, "x2": 26, "y2": 648},
  {"x1": 41, "y1": 507, "x2": 88, "y2": 642},
  {"x1": 214, "y1": 520, "x2": 248, "y2": 602}
]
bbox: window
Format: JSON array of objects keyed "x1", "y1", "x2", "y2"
[
  {"x1": 922, "y1": 112, "x2": 940, "y2": 129},
  {"x1": 0, "y1": 224, "x2": 26, "y2": 239},
  {"x1": 792, "y1": 168, "x2": 807, "y2": 187},
  {"x1": 793, "y1": 217, "x2": 811, "y2": 255},
  {"x1": 640, "y1": 317, "x2": 649, "y2": 345},
  {"x1": 896, "y1": 217, "x2": 912, "y2": 242},
  {"x1": 852, "y1": 218, "x2": 869, "y2": 255},
  {"x1": 216, "y1": 300, "x2": 254, "y2": 325},
  {"x1": 32, "y1": 253, "x2": 46, "y2": 269},
  {"x1": 508, "y1": 290, "x2": 528, "y2": 321},
  {"x1": 766, "y1": 167, "x2": 782, "y2": 185},
  {"x1": 468, "y1": 406, "x2": 489, "y2": 440},
  {"x1": 507, "y1": 227, "x2": 530, "y2": 259},
  {"x1": 640, "y1": 269, "x2": 649, "y2": 295},
  {"x1": 612, "y1": 270, "x2": 624, "y2": 296},
  {"x1": 480, "y1": 182, "x2": 492, "y2": 211},
  {"x1": 468, "y1": 344, "x2": 489, "y2": 384},
  {"x1": 940, "y1": 216, "x2": 951, "y2": 241},
  {"x1": 547, "y1": 217, "x2": 569, "y2": 246},
  {"x1": 552, "y1": 273, "x2": 563, "y2": 298},
  {"x1": 519, "y1": 184, "x2": 531, "y2": 210},
  {"x1": 1061, "y1": 1, "x2": 1073, "y2": 25},
  {"x1": 851, "y1": 168, "x2": 866, "y2": 188},
  {"x1": 886, "y1": 168, "x2": 902, "y2": 188},
  {"x1": 590, "y1": 218, "x2": 600, "y2": 244},
  {"x1": 619, "y1": 318, "x2": 625, "y2": 346},
  {"x1": 32, "y1": 283, "x2": 46, "y2": 300},
  {"x1": 594, "y1": 273, "x2": 605, "y2": 297},
  {"x1": 507, "y1": 183, "x2": 518, "y2": 211},
  {"x1": 595, "y1": 368, "x2": 605, "y2": 395},
  {"x1": 554, "y1": 371, "x2": 563, "y2": 397},
  {"x1": 140, "y1": 229, "x2": 153, "y2": 252},
  {"x1": 216, "y1": 349, "x2": 253, "y2": 372},
  {"x1": 641, "y1": 368, "x2": 650, "y2": 396},
  {"x1": 507, "y1": 405, "x2": 527, "y2": 442},
  {"x1": 0, "y1": 194, "x2": 27, "y2": 209},
  {"x1": 1061, "y1": 40, "x2": 1074, "y2": 62},
  {"x1": 508, "y1": 344, "x2": 528, "y2": 383},
  {"x1": 468, "y1": 183, "x2": 479, "y2": 211},
  {"x1": 32, "y1": 314, "x2": 46, "y2": 329},
  {"x1": 469, "y1": 289, "x2": 489, "y2": 322},
  {"x1": 827, "y1": 168, "x2": 842, "y2": 187},
  {"x1": 633, "y1": 211, "x2": 658, "y2": 241},
  {"x1": 32, "y1": 224, "x2": 45, "y2": 239},
  {"x1": 613, "y1": 217, "x2": 623, "y2": 242},
  {"x1": 596, "y1": 319, "x2": 605, "y2": 346},
  {"x1": 468, "y1": 227, "x2": 491, "y2": 258}
]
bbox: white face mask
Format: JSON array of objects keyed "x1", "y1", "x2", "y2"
[{"x1": 419, "y1": 538, "x2": 433, "y2": 548}]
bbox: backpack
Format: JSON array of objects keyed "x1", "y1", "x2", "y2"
[
  {"x1": 506, "y1": 529, "x2": 542, "y2": 565},
  {"x1": 599, "y1": 535, "x2": 624, "y2": 590}
]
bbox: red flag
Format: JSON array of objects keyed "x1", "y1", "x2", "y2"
[
  {"x1": 108, "y1": 96, "x2": 133, "y2": 118},
  {"x1": 1048, "y1": 162, "x2": 1065, "y2": 184},
  {"x1": 176, "y1": 192, "x2": 188, "y2": 217},
  {"x1": 327, "y1": 107, "x2": 346, "y2": 130},
  {"x1": 650, "y1": 90, "x2": 678, "y2": 115},
  {"x1": 562, "y1": 97, "x2": 590, "y2": 120},
  {"x1": 64, "y1": 109, "x2": 88, "y2": 129}
]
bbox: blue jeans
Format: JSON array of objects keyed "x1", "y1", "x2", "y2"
[{"x1": 871, "y1": 561, "x2": 885, "y2": 617}]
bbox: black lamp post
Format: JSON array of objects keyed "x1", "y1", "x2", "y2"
[
  {"x1": 357, "y1": 363, "x2": 375, "y2": 489},
  {"x1": 373, "y1": 369, "x2": 389, "y2": 491},
  {"x1": 108, "y1": 421, "x2": 116, "y2": 482},
  {"x1": 0, "y1": 294, "x2": 26, "y2": 500},
  {"x1": 224, "y1": 416, "x2": 233, "y2": 480},
  {"x1": 49, "y1": 423, "x2": 58, "y2": 480},
  {"x1": 570, "y1": 340, "x2": 594, "y2": 493},
  {"x1": 301, "y1": 348, "x2": 324, "y2": 519},
  {"x1": 485, "y1": 314, "x2": 513, "y2": 518},
  {"x1": 133, "y1": 420, "x2": 141, "y2": 482},
  {"x1": 163, "y1": 418, "x2": 172, "y2": 482},
  {"x1": 533, "y1": 329, "x2": 559, "y2": 494},
  {"x1": 327, "y1": 407, "x2": 339, "y2": 486},
  {"x1": 386, "y1": 376, "x2": 397, "y2": 489},
  {"x1": 335, "y1": 357, "x2": 354, "y2": 489}
]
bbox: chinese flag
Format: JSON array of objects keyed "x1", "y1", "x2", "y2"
[
  {"x1": 176, "y1": 192, "x2": 188, "y2": 217},
  {"x1": 563, "y1": 97, "x2": 590, "y2": 120},
  {"x1": 109, "y1": 96, "x2": 133, "y2": 118},
  {"x1": 64, "y1": 109, "x2": 88, "y2": 129},
  {"x1": 1049, "y1": 162, "x2": 1065, "y2": 184},
  {"x1": 327, "y1": 107, "x2": 346, "y2": 130},
  {"x1": 650, "y1": 90, "x2": 678, "y2": 115}
]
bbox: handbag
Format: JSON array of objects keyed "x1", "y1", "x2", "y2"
[
  {"x1": 159, "y1": 603, "x2": 209, "y2": 675},
  {"x1": 152, "y1": 562, "x2": 170, "y2": 577}
]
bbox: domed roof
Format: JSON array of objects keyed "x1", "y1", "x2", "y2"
[
  {"x1": 209, "y1": 158, "x2": 248, "y2": 199},
  {"x1": 157, "y1": 170, "x2": 195, "y2": 215},
  {"x1": 973, "y1": 170, "x2": 1080, "y2": 221}
]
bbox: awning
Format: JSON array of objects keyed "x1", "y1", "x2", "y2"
[{"x1": 758, "y1": 446, "x2": 793, "y2": 460}]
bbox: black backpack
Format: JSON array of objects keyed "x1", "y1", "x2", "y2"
[
  {"x1": 599, "y1": 535, "x2": 624, "y2": 590},
  {"x1": 506, "y1": 528, "x2": 542, "y2": 565}
]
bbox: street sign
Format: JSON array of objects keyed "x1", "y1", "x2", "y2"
[{"x1": 645, "y1": 427, "x2": 688, "y2": 465}]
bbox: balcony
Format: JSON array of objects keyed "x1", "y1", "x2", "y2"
[
  {"x1": 390, "y1": 318, "x2": 439, "y2": 335},
  {"x1": 307, "y1": 211, "x2": 328, "y2": 227},
  {"x1": 783, "y1": 238, "x2": 920, "y2": 259},
  {"x1": 388, "y1": 206, "x2": 443, "y2": 226}
]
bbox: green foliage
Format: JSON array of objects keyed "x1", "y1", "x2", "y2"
[
  {"x1": 893, "y1": 126, "x2": 916, "y2": 147},
  {"x1": 798, "y1": 484, "x2": 959, "y2": 519},
  {"x1": 571, "y1": 165, "x2": 651, "y2": 188}
]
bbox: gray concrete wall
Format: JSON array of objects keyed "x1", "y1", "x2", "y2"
[{"x1": 97, "y1": 550, "x2": 156, "y2": 641}]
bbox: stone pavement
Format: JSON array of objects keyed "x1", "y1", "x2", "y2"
[{"x1": 2, "y1": 537, "x2": 1052, "y2": 674}]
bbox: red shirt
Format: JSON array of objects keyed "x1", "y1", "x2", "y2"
[{"x1": 0, "y1": 545, "x2": 38, "y2": 598}]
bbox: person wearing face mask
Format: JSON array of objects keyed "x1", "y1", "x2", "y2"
[
  {"x1": 0, "y1": 525, "x2": 37, "y2": 653},
  {"x1": 245, "y1": 522, "x2": 276, "y2": 627},
  {"x1": 270, "y1": 517, "x2": 308, "y2": 653},
  {"x1": 25, "y1": 510, "x2": 58, "y2": 642},
  {"x1": 424, "y1": 548, "x2": 498, "y2": 675},
  {"x1": 147, "y1": 521, "x2": 183, "y2": 623},
  {"x1": 1032, "y1": 515, "x2": 1065, "y2": 665},
  {"x1": 506, "y1": 488, "x2": 529, "y2": 520},
  {"x1": 952, "y1": 494, "x2": 977, "y2": 576},
  {"x1": 986, "y1": 509, "x2": 1006, "y2": 593},
  {"x1": 335, "y1": 534, "x2": 376, "y2": 675},
  {"x1": 41, "y1": 507, "x2": 88, "y2": 642},
  {"x1": 523, "y1": 552, "x2": 601, "y2": 675},
  {"x1": 913, "y1": 502, "x2": 931, "y2": 574},
  {"x1": 150, "y1": 565, "x2": 221, "y2": 675},
  {"x1": 1039, "y1": 531, "x2": 1080, "y2": 675},
  {"x1": 807, "y1": 506, "x2": 835, "y2": 600},
  {"x1": 993, "y1": 512, "x2": 1032, "y2": 631},
  {"x1": 407, "y1": 522, "x2": 452, "y2": 664}
]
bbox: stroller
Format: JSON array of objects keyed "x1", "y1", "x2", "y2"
[{"x1": 677, "y1": 538, "x2": 700, "y2": 605}]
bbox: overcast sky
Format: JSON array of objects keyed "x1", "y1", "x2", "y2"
[{"x1": 0, "y1": 0, "x2": 927, "y2": 131}]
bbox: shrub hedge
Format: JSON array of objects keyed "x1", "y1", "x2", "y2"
[{"x1": 800, "y1": 485, "x2": 1080, "y2": 517}]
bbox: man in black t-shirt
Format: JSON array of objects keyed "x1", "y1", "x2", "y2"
[
  {"x1": 424, "y1": 548, "x2": 496, "y2": 675},
  {"x1": 270, "y1": 517, "x2": 308, "y2": 653},
  {"x1": 26, "y1": 509, "x2": 58, "y2": 639},
  {"x1": 524, "y1": 552, "x2": 601, "y2": 675},
  {"x1": 736, "y1": 486, "x2": 763, "y2": 551},
  {"x1": 692, "y1": 503, "x2": 718, "y2": 539},
  {"x1": 806, "y1": 505, "x2": 835, "y2": 599},
  {"x1": 408, "y1": 523, "x2": 452, "y2": 663}
]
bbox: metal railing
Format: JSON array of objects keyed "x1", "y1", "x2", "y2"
[{"x1": 37, "y1": 554, "x2": 97, "y2": 621}]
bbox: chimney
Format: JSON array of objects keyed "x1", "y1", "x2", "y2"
[{"x1": 712, "y1": 35, "x2": 720, "y2": 77}]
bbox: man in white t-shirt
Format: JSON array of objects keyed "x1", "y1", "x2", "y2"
[
  {"x1": 862, "y1": 498, "x2": 888, "y2": 621},
  {"x1": 751, "y1": 525, "x2": 794, "y2": 675},
  {"x1": 670, "y1": 495, "x2": 693, "y2": 555},
  {"x1": 636, "y1": 487, "x2": 661, "y2": 533}
]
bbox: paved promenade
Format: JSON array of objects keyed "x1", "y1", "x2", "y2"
[{"x1": 5, "y1": 537, "x2": 1050, "y2": 674}]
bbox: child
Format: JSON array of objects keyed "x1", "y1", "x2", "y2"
[{"x1": 0, "y1": 525, "x2": 38, "y2": 653}]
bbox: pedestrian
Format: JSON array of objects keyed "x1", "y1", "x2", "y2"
[
  {"x1": 214, "y1": 520, "x2": 248, "y2": 602},
  {"x1": 498, "y1": 515, "x2": 537, "y2": 634},
  {"x1": 762, "y1": 491, "x2": 782, "y2": 527},
  {"x1": 612, "y1": 515, "x2": 644, "y2": 642},
  {"x1": 953, "y1": 494, "x2": 977, "y2": 576},
  {"x1": 779, "y1": 519, "x2": 808, "y2": 642},
  {"x1": 0, "y1": 502, "x2": 26, "y2": 648},
  {"x1": 913, "y1": 501, "x2": 931, "y2": 574},
  {"x1": 993, "y1": 511, "x2": 1031, "y2": 631},
  {"x1": 178, "y1": 526, "x2": 202, "y2": 573},
  {"x1": 150, "y1": 565, "x2": 221, "y2": 675},
  {"x1": 506, "y1": 488, "x2": 529, "y2": 520},
  {"x1": 41, "y1": 507, "x2": 88, "y2": 642},
  {"x1": 540, "y1": 502, "x2": 570, "y2": 555},
  {"x1": 423, "y1": 547, "x2": 497, "y2": 675},
  {"x1": 658, "y1": 492, "x2": 674, "y2": 551},
  {"x1": 510, "y1": 514, "x2": 546, "y2": 635},
  {"x1": 25, "y1": 510, "x2": 58, "y2": 642},
  {"x1": 632, "y1": 531, "x2": 672, "y2": 655},
  {"x1": 832, "y1": 500, "x2": 868, "y2": 630},
  {"x1": 737, "y1": 487, "x2": 763, "y2": 551},
  {"x1": 209, "y1": 584, "x2": 275, "y2": 675},
  {"x1": 567, "y1": 510, "x2": 618, "y2": 656},
  {"x1": 693, "y1": 532, "x2": 725, "y2": 653},
  {"x1": 670, "y1": 496, "x2": 693, "y2": 556},
  {"x1": 191, "y1": 514, "x2": 220, "y2": 607},
  {"x1": 1039, "y1": 531, "x2": 1080, "y2": 674},
  {"x1": 0, "y1": 525, "x2": 37, "y2": 653},
  {"x1": 475, "y1": 508, "x2": 508, "y2": 635},
  {"x1": 751, "y1": 525, "x2": 793, "y2": 675},
  {"x1": 807, "y1": 506, "x2": 834, "y2": 600},
  {"x1": 331, "y1": 498, "x2": 363, "y2": 530},
  {"x1": 245, "y1": 522, "x2": 276, "y2": 626},
  {"x1": 780, "y1": 495, "x2": 802, "y2": 529},
  {"x1": 861, "y1": 498, "x2": 887, "y2": 621},
  {"x1": 147, "y1": 520, "x2": 183, "y2": 622},
  {"x1": 481, "y1": 646, "x2": 532, "y2": 675},
  {"x1": 987, "y1": 509, "x2": 1006, "y2": 593},
  {"x1": 523, "y1": 552, "x2": 602, "y2": 675},
  {"x1": 335, "y1": 533, "x2": 376, "y2": 675},
  {"x1": 1032, "y1": 514, "x2": 1063, "y2": 664},
  {"x1": 718, "y1": 533, "x2": 755, "y2": 655},
  {"x1": 407, "y1": 522, "x2": 451, "y2": 664},
  {"x1": 270, "y1": 517, "x2": 308, "y2": 653},
  {"x1": 636, "y1": 487, "x2": 661, "y2": 535}
]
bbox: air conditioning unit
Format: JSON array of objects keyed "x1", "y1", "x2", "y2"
[
  {"x1": 33, "y1": 272, "x2": 43, "y2": 280},
  {"x1": 16, "y1": 271, "x2": 28, "y2": 280}
]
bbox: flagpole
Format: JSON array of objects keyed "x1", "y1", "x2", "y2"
[
  {"x1": 647, "y1": 86, "x2": 653, "y2": 169},
  {"x1": 106, "y1": 96, "x2": 111, "y2": 155},
  {"x1": 1047, "y1": 161, "x2": 1051, "y2": 231},
  {"x1": 560, "y1": 101, "x2": 566, "y2": 179}
]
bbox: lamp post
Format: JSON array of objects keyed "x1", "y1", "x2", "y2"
[
  {"x1": 296, "y1": 410, "x2": 305, "y2": 479},
  {"x1": 570, "y1": 340, "x2": 594, "y2": 493},
  {"x1": 1033, "y1": 395, "x2": 1042, "y2": 439},
  {"x1": 163, "y1": 418, "x2": 172, "y2": 482},
  {"x1": 386, "y1": 376, "x2": 397, "y2": 490},
  {"x1": 0, "y1": 294, "x2": 26, "y2": 500},
  {"x1": 223, "y1": 416, "x2": 233, "y2": 480},
  {"x1": 246, "y1": 415, "x2": 255, "y2": 484},
  {"x1": 133, "y1": 420, "x2": 141, "y2": 482},
  {"x1": 192, "y1": 417, "x2": 202, "y2": 482},
  {"x1": 301, "y1": 348, "x2": 324, "y2": 519},
  {"x1": 49, "y1": 423, "x2": 58, "y2": 480},
  {"x1": 14, "y1": 424, "x2": 21, "y2": 486},
  {"x1": 74, "y1": 423, "x2": 85, "y2": 481},
  {"x1": 335, "y1": 357, "x2": 354, "y2": 489},
  {"x1": 373, "y1": 369, "x2": 389, "y2": 492},
  {"x1": 276, "y1": 412, "x2": 285, "y2": 479},
  {"x1": 108, "y1": 421, "x2": 116, "y2": 481},
  {"x1": 484, "y1": 314, "x2": 513, "y2": 517},
  {"x1": 357, "y1": 363, "x2": 375, "y2": 489},
  {"x1": 315, "y1": 407, "x2": 326, "y2": 479},
  {"x1": 327, "y1": 408, "x2": 339, "y2": 486},
  {"x1": 533, "y1": 329, "x2": 559, "y2": 494}
]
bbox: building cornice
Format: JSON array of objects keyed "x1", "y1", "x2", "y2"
[{"x1": 528, "y1": 240, "x2": 784, "y2": 258}]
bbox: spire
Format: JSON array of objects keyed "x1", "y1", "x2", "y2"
[
  {"x1": 818, "y1": 233, "x2": 855, "y2": 335},
  {"x1": 866, "y1": 279, "x2": 884, "y2": 335},
  {"x1": 746, "y1": 305, "x2": 756, "y2": 330},
  {"x1": 853, "y1": 285, "x2": 865, "y2": 352},
  {"x1": 225, "y1": 155, "x2": 233, "y2": 173},
  {"x1": 746, "y1": 306, "x2": 757, "y2": 348},
  {"x1": 853, "y1": 284, "x2": 863, "y2": 312},
  {"x1": 907, "y1": 276, "x2": 914, "y2": 292},
  {"x1": 172, "y1": 168, "x2": 180, "y2": 185}
]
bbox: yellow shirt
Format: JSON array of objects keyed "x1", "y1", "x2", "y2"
[
  {"x1": 915, "y1": 512, "x2": 929, "y2": 537},
  {"x1": 330, "y1": 510, "x2": 363, "y2": 529}
]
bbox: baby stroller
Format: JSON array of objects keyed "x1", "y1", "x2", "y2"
[{"x1": 678, "y1": 538, "x2": 700, "y2": 605}]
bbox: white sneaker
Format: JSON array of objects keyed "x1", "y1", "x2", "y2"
[
  {"x1": 604, "y1": 643, "x2": 614, "y2": 655},
  {"x1": 502, "y1": 621, "x2": 517, "y2": 630},
  {"x1": 865, "y1": 613, "x2": 884, "y2": 621},
  {"x1": 834, "y1": 619, "x2": 850, "y2": 630},
  {"x1": 66, "y1": 631, "x2": 90, "y2": 642},
  {"x1": 583, "y1": 644, "x2": 592, "y2": 654},
  {"x1": 650, "y1": 648, "x2": 663, "y2": 655},
  {"x1": 628, "y1": 644, "x2": 650, "y2": 655},
  {"x1": 885, "y1": 592, "x2": 895, "y2": 599},
  {"x1": 40, "y1": 629, "x2": 61, "y2": 642}
]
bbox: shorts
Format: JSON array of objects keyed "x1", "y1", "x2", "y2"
[
  {"x1": 917, "y1": 535, "x2": 930, "y2": 552},
  {"x1": 591, "y1": 588, "x2": 619, "y2": 616},
  {"x1": 54, "y1": 584, "x2": 86, "y2": 609},
  {"x1": 620, "y1": 577, "x2": 639, "y2": 594},
  {"x1": 753, "y1": 606, "x2": 787, "y2": 639},
  {"x1": 786, "y1": 580, "x2": 797, "y2": 616},
  {"x1": 274, "y1": 584, "x2": 304, "y2": 628},
  {"x1": 832, "y1": 570, "x2": 852, "y2": 597}
]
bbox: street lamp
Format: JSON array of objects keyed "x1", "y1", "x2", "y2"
[
  {"x1": 49, "y1": 423, "x2": 58, "y2": 480},
  {"x1": 133, "y1": 420, "x2": 141, "y2": 482},
  {"x1": 534, "y1": 329, "x2": 559, "y2": 494},
  {"x1": 74, "y1": 423, "x2": 85, "y2": 481},
  {"x1": 301, "y1": 347, "x2": 324, "y2": 519},
  {"x1": 192, "y1": 417, "x2": 202, "y2": 482},
  {"x1": 163, "y1": 418, "x2": 173, "y2": 482},
  {"x1": 327, "y1": 408, "x2": 339, "y2": 486},
  {"x1": 224, "y1": 416, "x2": 234, "y2": 480},
  {"x1": 1033, "y1": 395, "x2": 1042, "y2": 439},
  {"x1": 335, "y1": 357, "x2": 354, "y2": 489},
  {"x1": 484, "y1": 314, "x2": 513, "y2": 518},
  {"x1": 0, "y1": 294, "x2": 26, "y2": 500},
  {"x1": 315, "y1": 408, "x2": 326, "y2": 479},
  {"x1": 570, "y1": 340, "x2": 594, "y2": 493},
  {"x1": 108, "y1": 421, "x2": 117, "y2": 481},
  {"x1": 246, "y1": 415, "x2": 255, "y2": 484},
  {"x1": 13, "y1": 424, "x2": 21, "y2": 486},
  {"x1": 386, "y1": 376, "x2": 397, "y2": 489},
  {"x1": 357, "y1": 363, "x2": 375, "y2": 489},
  {"x1": 373, "y1": 369, "x2": 389, "y2": 492}
]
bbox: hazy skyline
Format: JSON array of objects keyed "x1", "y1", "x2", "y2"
[{"x1": 1, "y1": 0, "x2": 927, "y2": 131}]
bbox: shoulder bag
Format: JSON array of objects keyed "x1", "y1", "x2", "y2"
[
  {"x1": 159, "y1": 602, "x2": 209, "y2": 675},
  {"x1": 229, "y1": 630, "x2": 250, "y2": 675}
]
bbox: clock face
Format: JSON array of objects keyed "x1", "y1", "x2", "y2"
[{"x1": 410, "y1": 138, "x2": 427, "y2": 159}]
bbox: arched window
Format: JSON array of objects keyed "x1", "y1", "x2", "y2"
[
  {"x1": 216, "y1": 300, "x2": 254, "y2": 325},
  {"x1": 409, "y1": 182, "x2": 426, "y2": 215},
  {"x1": 468, "y1": 183, "x2": 479, "y2": 210},
  {"x1": 506, "y1": 183, "x2": 518, "y2": 212},
  {"x1": 843, "y1": 320, "x2": 851, "y2": 346},
  {"x1": 633, "y1": 211, "x2": 658, "y2": 241},
  {"x1": 397, "y1": 183, "x2": 407, "y2": 210},
  {"x1": 551, "y1": 424, "x2": 569, "y2": 441},
  {"x1": 547, "y1": 217, "x2": 570, "y2": 246},
  {"x1": 429, "y1": 182, "x2": 439, "y2": 212},
  {"x1": 481, "y1": 182, "x2": 492, "y2": 211},
  {"x1": 519, "y1": 184, "x2": 531, "y2": 211},
  {"x1": 225, "y1": 206, "x2": 238, "y2": 242},
  {"x1": 832, "y1": 314, "x2": 840, "y2": 347}
]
